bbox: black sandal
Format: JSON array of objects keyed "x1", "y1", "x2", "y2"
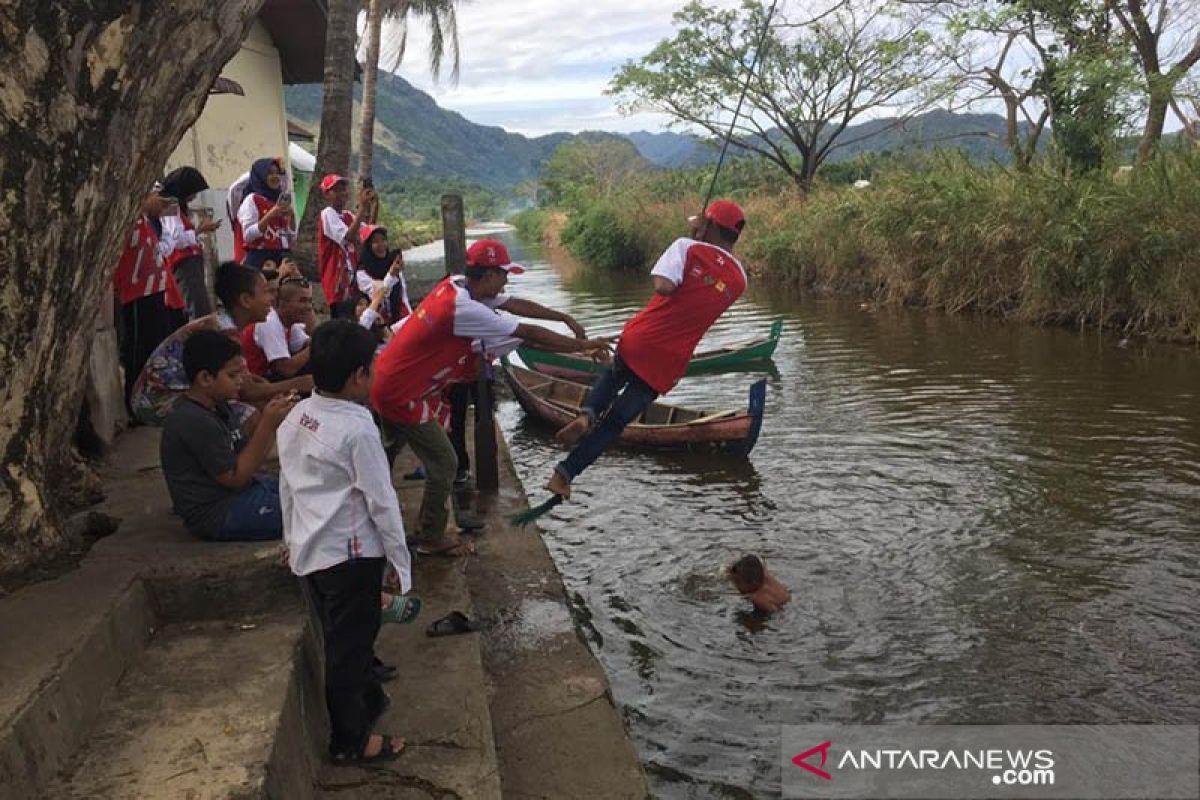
[
  {"x1": 426, "y1": 610, "x2": 479, "y2": 637},
  {"x1": 331, "y1": 735, "x2": 406, "y2": 765}
]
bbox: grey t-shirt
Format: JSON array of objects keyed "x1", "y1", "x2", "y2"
[{"x1": 160, "y1": 397, "x2": 246, "y2": 539}]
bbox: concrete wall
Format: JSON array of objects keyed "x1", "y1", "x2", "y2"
[{"x1": 165, "y1": 19, "x2": 293, "y2": 262}]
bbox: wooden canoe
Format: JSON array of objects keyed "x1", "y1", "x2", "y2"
[
  {"x1": 501, "y1": 362, "x2": 767, "y2": 456},
  {"x1": 517, "y1": 319, "x2": 783, "y2": 382}
]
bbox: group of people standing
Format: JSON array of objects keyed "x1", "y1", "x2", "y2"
[{"x1": 111, "y1": 161, "x2": 763, "y2": 764}]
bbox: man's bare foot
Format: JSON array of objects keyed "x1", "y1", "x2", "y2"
[
  {"x1": 555, "y1": 414, "x2": 591, "y2": 445},
  {"x1": 363, "y1": 734, "x2": 405, "y2": 758},
  {"x1": 546, "y1": 471, "x2": 572, "y2": 500}
]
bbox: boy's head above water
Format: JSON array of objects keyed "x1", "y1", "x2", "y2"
[{"x1": 728, "y1": 554, "x2": 765, "y2": 595}]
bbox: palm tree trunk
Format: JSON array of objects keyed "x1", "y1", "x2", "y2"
[
  {"x1": 0, "y1": 0, "x2": 261, "y2": 578},
  {"x1": 358, "y1": 0, "x2": 386, "y2": 182},
  {"x1": 296, "y1": 0, "x2": 362, "y2": 265}
]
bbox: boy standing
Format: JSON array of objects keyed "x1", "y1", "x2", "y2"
[
  {"x1": 278, "y1": 320, "x2": 413, "y2": 764},
  {"x1": 160, "y1": 331, "x2": 297, "y2": 541},
  {"x1": 317, "y1": 175, "x2": 374, "y2": 319}
]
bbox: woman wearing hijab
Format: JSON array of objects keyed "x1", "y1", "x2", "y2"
[
  {"x1": 237, "y1": 157, "x2": 295, "y2": 270},
  {"x1": 161, "y1": 166, "x2": 221, "y2": 319},
  {"x1": 356, "y1": 225, "x2": 412, "y2": 326}
]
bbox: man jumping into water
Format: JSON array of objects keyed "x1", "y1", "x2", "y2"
[{"x1": 546, "y1": 200, "x2": 749, "y2": 499}]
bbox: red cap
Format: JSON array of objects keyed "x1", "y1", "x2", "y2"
[
  {"x1": 359, "y1": 224, "x2": 386, "y2": 244},
  {"x1": 320, "y1": 174, "x2": 348, "y2": 193},
  {"x1": 465, "y1": 238, "x2": 525, "y2": 274},
  {"x1": 704, "y1": 200, "x2": 746, "y2": 233}
]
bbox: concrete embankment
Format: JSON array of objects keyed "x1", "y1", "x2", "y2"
[{"x1": 0, "y1": 422, "x2": 647, "y2": 798}]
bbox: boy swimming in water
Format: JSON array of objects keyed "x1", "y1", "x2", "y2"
[{"x1": 728, "y1": 554, "x2": 791, "y2": 614}]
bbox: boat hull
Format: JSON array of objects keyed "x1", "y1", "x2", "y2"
[
  {"x1": 502, "y1": 362, "x2": 766, "y2": 456},
  {"x1": 518, "y1": 319, "x2": 782, "y2": 381}
]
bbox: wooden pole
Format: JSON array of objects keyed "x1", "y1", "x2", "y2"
[
  {"x1": 441, "y1": 194, "x2": 499, "y2": 492},
  {"x1": 441, "y1": 193, "x2": 466, "y2": 276}
]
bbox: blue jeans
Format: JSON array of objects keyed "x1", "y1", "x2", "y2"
[
  {"x1": 217, "y1": 476, "x2": 283, "y2": 541},
  {"x1": 556, "y1": 356, "x2": 659, "y2": 483}
]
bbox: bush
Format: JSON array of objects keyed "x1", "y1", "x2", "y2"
[{"x1": 548, "y1": 146, "x2": 1200, "y2": 341}]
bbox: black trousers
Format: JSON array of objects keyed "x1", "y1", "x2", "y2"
[
  {"x1": 117, "y1": 293, "x2": 175, "y2": 407},
  {"x1": 448, "y1": 382, "x2": 473, "y2": 473},
  {"x1": 305, "y1": 558, "x2": 387, "y2": 756},
  {"x1": 173, "y1": 254, "x2": 213, "y2": 318}
]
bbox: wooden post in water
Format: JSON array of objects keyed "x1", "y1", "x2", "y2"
[
  {"x1": 441, "y1": 194, "x2": 466, "y2": 276},
  {"x1": 441, "y1": 194, "x2": 499, "y2": 493}
]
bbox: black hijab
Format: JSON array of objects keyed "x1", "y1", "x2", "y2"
[
  {"x1": 161, "y1": 166, "x2": 209, "y2": 215},
  {"x1": 358, "y1": 226, "x2": 396, "y2": 280}
]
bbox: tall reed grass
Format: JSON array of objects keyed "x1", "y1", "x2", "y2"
[{"x1": 542, "y1": 149, "x2": 1200, "y2": 342}]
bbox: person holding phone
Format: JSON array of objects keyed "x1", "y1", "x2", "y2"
[
  {"x1": 238, "y1": 157, "x2": 296, "y2": 270},
  {"x1": 162, "y1": 166, "x2": 221, "y2": 319},
  {"x1": 113, "y1": 180, "x2": 177, "y2": 409},
  {"x1": 317, "y1": 174, "x2": 375, "y2": 319}
]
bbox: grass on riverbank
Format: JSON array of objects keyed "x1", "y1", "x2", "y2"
[{"x1": 530, "y1": 149, "x2": 1200, "y2": 342}]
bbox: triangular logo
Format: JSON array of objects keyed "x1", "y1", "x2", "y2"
[{"x1": 792, "y1": 740, "x2": 833, "y2": 781}]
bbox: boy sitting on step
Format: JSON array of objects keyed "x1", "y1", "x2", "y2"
[
  {"x1": 160, "y1": 330, "x2": 296, "y2": 541},
  {"x1": 277, "y1": 319, "x2": 415, "y2": 764}
]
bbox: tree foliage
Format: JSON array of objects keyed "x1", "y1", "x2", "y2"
[
  {"x1": 543, "y1": 138, "x2": 651, "y2": 206},
  {"x1": 609, "y1": 0, "x2": 957, "y2": 189}
]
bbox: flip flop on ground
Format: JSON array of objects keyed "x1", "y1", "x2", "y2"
[
  {"x1": 382, "y1": 593, "x2": 422, "y2": 624},
  {"x1": 426, "y1": 610, "x2": 479, "y2": 637}
]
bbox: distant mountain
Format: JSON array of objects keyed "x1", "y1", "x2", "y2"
[
  {"x1": 286, "y1": 72, "x2": 1028, "y2": 188},
  {"x1": 285, "y1": 72, "x2": 628, "y2": 189},
  {"x1": 624, "y1": 131, "x2": 719, "y2": 168}
]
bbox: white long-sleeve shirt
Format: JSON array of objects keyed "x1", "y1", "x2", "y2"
[
  {"x1": 277, "y1": 393, "x2": 412, "y2": 591},
  {"x1": 160, "y1": 213, "x2": 199, "y2": 255}
]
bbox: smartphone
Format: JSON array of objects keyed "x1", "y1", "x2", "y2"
[{"x1": 278, "y1": 191, "x2": 292, "y2": 206}]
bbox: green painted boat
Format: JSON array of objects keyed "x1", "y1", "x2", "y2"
[{"x1": 518, "y1": 319, "x2": 783, "y2": 381}]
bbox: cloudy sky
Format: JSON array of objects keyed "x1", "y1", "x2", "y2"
[{"x1": 389, "y1": 0, "x2": 742, "y2": 136}]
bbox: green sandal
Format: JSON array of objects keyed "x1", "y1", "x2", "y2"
[{"x1": 382, "y1": 593, "x2": 422, "y2": 625}]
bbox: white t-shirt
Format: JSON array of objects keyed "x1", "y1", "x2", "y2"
[
  {"x1": 450, "y1": 276, "x2": 516, "y2": 338},
  {"x1": 255, "y1": 309, "x2": 308, "y2": 364},
  {"x1": 650, "y1": 237, "x2": 746, "y2": 286}
]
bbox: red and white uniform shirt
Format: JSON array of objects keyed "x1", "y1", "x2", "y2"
[
  {"x1": 227, "y1": 172, "x2": 250, "y2": 262},
  {"x1": 112, "y1": 215, "x2": 171, "y2": 306},
  {"x1": 240, "y1": 309, "x2": 309, "y2": 376},
  {"x1": 238, "y1": 193, "x2": 295, "y2": 253},
  {"x1": 619, "y1": 237, "x2": 747, "y2": 394},
  {"x1": 161, "y1": 211, "x2": 202, "y2": 311},
  {"x1": 371, "y1": 276, "x2": 517, "y2": 427},
  {"x1": 318, "y1": 207, "x2": 358, "y2": 306}
]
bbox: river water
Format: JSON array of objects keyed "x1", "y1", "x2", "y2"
[{"x1": 423, "y1": 228, "x2": 1200, "y2": 798}]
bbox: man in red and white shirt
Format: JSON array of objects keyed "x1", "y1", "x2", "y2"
[
  {"x1": 371, "y1": 238, "x2": 609, "y2": 554},
  {"x1": 240, "y1": 277, "x2": 314, "y2": 379},
  {"x1": 547, "y1": 200, "x2": 749, "y2": 499},
  {"x1": 317, "y1": 174, "x2": 373, "y2": 318}
]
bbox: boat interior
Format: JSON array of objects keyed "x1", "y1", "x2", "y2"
[{"x1": 509, "y1": 365, "x2": 739, "y2": 426}]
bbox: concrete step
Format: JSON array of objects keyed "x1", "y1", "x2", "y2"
[
  {"x1": 314, "y1": 454, "x2": 502, "y2": 800},
  {"x1": 43, "y1": 614, "x2": 320, "y2": 799}
]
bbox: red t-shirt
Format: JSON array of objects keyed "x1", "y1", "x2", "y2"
[
  {"x1": 371, "y1": 276, "x2": 518, "y2": 426},
  {"x1": 618, "y1": 238, "x2": 747, "y2": 394},
  {"x1": 318, "y1": 207, "x2": 357, "y2": 306}
]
